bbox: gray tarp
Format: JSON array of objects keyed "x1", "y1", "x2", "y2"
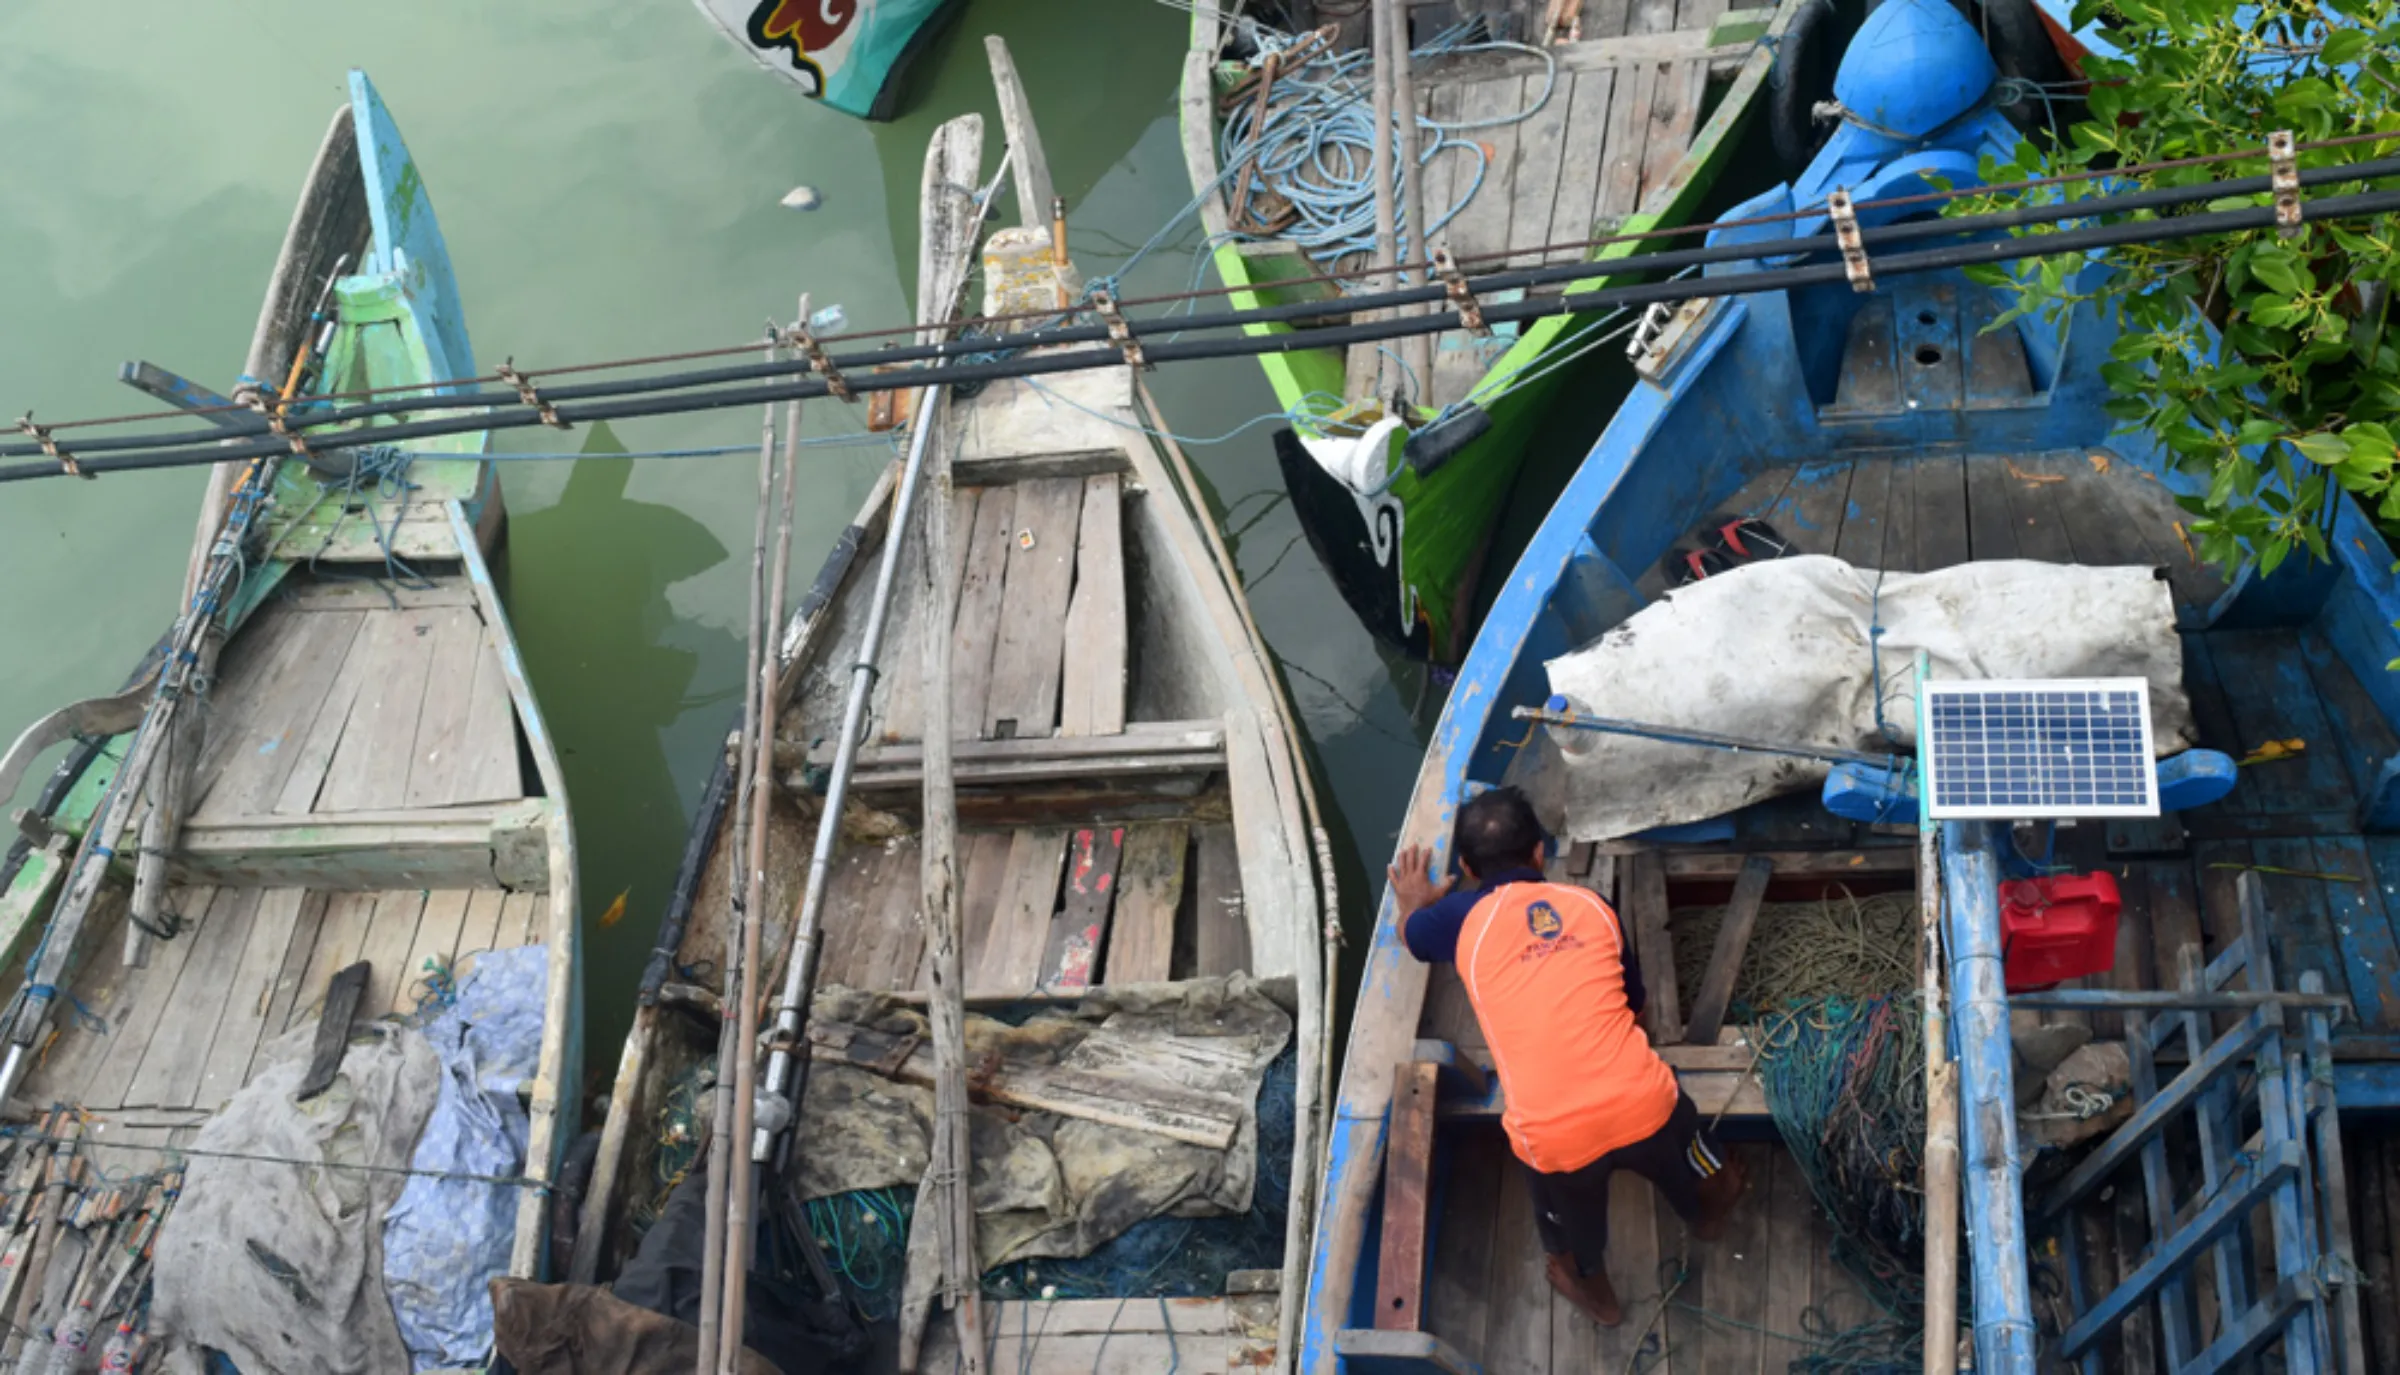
[
  {"x1": 1518, "y1": 557, "x2": 2195, "y2": 840},
  {"x1": 794, "y1": 974, "x2": 1290, "y2": 1269},
  {"x1": 152, "y1": 1022, "x2": 438, "y2": 1375}
]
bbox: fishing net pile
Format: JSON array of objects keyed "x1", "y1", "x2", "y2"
[{"x1": 1669, "y1": 888, "x2": 1916, "y2": 1023}]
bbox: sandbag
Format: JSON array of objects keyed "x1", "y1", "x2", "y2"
[{"x1": 1523, "y1": 556, "x2": 2193, "y2": 839}]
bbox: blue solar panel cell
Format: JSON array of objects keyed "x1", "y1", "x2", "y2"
[{"x1": 1921, "y1": 679, "x2": 2160, "y2": 819}]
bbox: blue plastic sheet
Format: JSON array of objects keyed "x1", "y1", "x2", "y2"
[{"x1": 381, "y1": 945, "x2": 549, "y2": 1371}]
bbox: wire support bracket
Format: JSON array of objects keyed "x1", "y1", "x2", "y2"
[
  {"x1": 16, "y1": 413, "x2": 88, "y2": 480},
  {"x1": 495, "y1": 359, "x2": 570, "y2": 429},
  {"x1": 1088, "y1": 287, "x2": 1150, "y2": 370},
  {"x1": 234, "y1": 382, "x2": 317, "y2": 463},
  {"x1": 1828, "y1": 187, "x2": 1874, "y2": 293},
  {"x1": 785, "y1": 320, "x2": 855, "y2": 401},
  {"x1": 1432, "y1": 247, "x2": 1492, "y2": 337},
  {"x1": 2268, "y1": 129, "x2": 2302, "y2": 239}
]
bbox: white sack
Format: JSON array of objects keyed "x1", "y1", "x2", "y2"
[{"x1": 1521, "y1": 556, "x2": 2194, "y2": 841}]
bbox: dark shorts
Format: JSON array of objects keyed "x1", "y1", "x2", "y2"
[{"x1": 1521, "y1": 1091, "x2": 1727, "y2": 1274}]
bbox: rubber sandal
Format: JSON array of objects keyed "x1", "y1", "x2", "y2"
[
  {"x1": 1708, "y1": 516, "x2": 1793, "y2": 563},
  {"x1": 1659, "y1": 545, "x2": 1730, "y2": 588}
]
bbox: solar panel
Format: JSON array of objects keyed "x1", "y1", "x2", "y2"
[{"x1": 1921, "y1": 678, "x2": 2159, "y2": 820}]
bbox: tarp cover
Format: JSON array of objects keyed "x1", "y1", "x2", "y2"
[
  {"x1": 794, "y1": 974, "x2": 1290, "y2": 1269},
  {"x1": 152, "y1": 1021, "x2": 439, "y2": 1375},
  {"x1": 385, "y1": 945, "x2": 550, "y2": 1370},
  {"x1": 1519, "y1": 557, "x2": 2195, "y2": 840}
]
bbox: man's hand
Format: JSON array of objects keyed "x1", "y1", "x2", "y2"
[{"x1": 1387, "y1": 843, "x2": 1455, "y2": 914}]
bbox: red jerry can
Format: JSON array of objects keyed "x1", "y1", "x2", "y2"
[{"x1": 1999, "y1": 872, "x2": 2123, "y2": 992}]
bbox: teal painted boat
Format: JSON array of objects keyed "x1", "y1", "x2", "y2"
[
  {"x1": 1180, "y1": 0, "x2": 1815, "y2": 663},
  {"x1": 0, "y1": 70, "x2": 580, "y2": 1360}
]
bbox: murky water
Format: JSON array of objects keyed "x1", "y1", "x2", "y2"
[{"x1": 0, "y1": 0, "x2": 1435, "y2": 1063}]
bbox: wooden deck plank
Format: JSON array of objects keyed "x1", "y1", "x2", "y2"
[
  {"x1": 1042, "y1": 826, "x2": 1124, "y2": 992},
  {"x1": 1832, "y1": 455, "x2": 1895, "y2": 568},
  {"x1": 1593, "y1": 1169, "x2": 1664, "y2": 1372},
  {"x1": 1877, "y1": 459, "x2": 1923, "y2": 575},
  {"x1": 1596, "y1": 61, "x2": 1656, "y2": 222},
  {"x1": 189, "y1": 608, "x2": 365, "y2": 821},
  {"x1": 1375, "y1": 1061, "x2": 1442, "y2": 1331},
  {"x1": 398, "y1": 607, "x2": 495, "y2": 809},
  {"x1": 2320, "y1": 837, "x2": 2400, "y2": 1030},
  {"x1": 20, "y1": 894, "x2": 133, "y2": 1109},
  {"x1": 124, "y1": 886, "x2": 263, "y2": 1111},
  {"x1": 1638, "y1": 59, "x2": 1709, "y2": 211},
  {"x1": 1443, "y1": 80, "x2": 1530, "y2": 268},
  {"x1": 1484, "y1": 1154, "x2": 1554, "y2": 1375},
  {"x1": 1678, "y1": 0, "x2": 1732, "y2": 32},
  {"x1": 952, "y1": 831, "x2": 1015, "y2": 991},
  {"x1": 1190, "y1": 824, "x2": 1252, "y2": 977},
  {"x1": 2205, "y1": 630, "x2": 2356, "y2": 816},
  {"x1": 1426, "y1": 1130, "x2": 1508, "y2": 1362},
  {"x1": 974, "y1": 827, "x2": 1067, "y2": 996},
  {"x1": 1546, "y1": 69, "x2": 1616, "y2": 262},
  {"x1": 454, "y1": 889, "x2": 509, "y2": 971},
  {"x1": 1508, "y1": 70, "x2": 1575, "y2": 269},
  {"x1": 83, "y1": 886, "x2": 216, "y2": 1110},
  {"x1": 1907, "y1": 451, "x2": 1974, "y2": 572},
  {"x1": 1991, "y1": 455, "x2": 2079, "y2": 564},
  {"x1": 2300, "y1": 627, "x2": 2400, "y2": 809},
  {"x1": 254, "y1": 891, "x2": 332, "y2": 1066},
  {"x1": 1629, "y1": 0, "x2": 1677, "y2": 36},
  {"x1": 268, "y1": 606, "x2": 381, "y2": 816},
  {"x1": 984, "y1": 476, "x2": 1088, "y2": 739},
  {"x1": 499, "y1": 890, "x2": 542, "y2": 948},
  {"x1": 354, "y1": 889, "x2": 429, "y2": 1023},
  {"x1": 1700, "y1": 1144, "x2": 1772, "y2": 1375},
  {"x1": 1586, "y1": 0, "x2": 1636, "y2": 41},
  {"x1": 855, "y1": 836, "x2": 928, "y2": 993},
  {"x1": 1760, "y1": 1148, "x2": 1816, "y2": 1370},
  {"x1": 2253, "y1": 835, "x2": 2346, "y2": 1011},
  {"x1": 1774, "y1": 458, "x2": 1855, "y2": 556},
  {"x1": 1963, "y1": 449, "x2": 2028, "y2": 561},
  {"x1": 395, "y1": 889, "x2": 472, "y2": 1017},
  {"x1": 1627, "y1": 852, "x2": 1681, "y2": 1041},
  {"x1": 199, "y1": 887, "x2": 309, "y2": 1110},
  {"x1": 951, "y1": 484, "x2": 1020, "y2": 738},
  {"x1": 1104, "y1": 822, "x2": 1188, "y2": 985},
  {"x1": 1058, "y1": 473, "x2": 1128, "y2": 738},
  {"x1": 285, "y1": 890, "x2": 378, "y2": 1033},
  {"x1": 1419, "y1": 82, "x2": 1464, "y2": 260},
  {"x1": 315, "y1": 608, "x2": 444, "y2": 813},
  {"x1": 1684, "y1": 854, "x2": 1771, "y2": 1045},
  {"x1": 452, "y1": 628, "x2": 524, "y2": 804},
  {"x1": 870, "y1": 492, "x2": 936, "y2": 746}
]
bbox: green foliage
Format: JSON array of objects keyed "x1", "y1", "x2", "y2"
[{"x1": 1953, "y1": 0, "x2": 2400, "y2": 576}]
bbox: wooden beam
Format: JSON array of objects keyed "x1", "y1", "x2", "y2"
[
  {"x1": 1626, "y1": 853, "x2": 1681, "y2": 1042},
  {"x1": 1041, "y1": 826, "x2": 1125, "y2": 991},
  {"x1": 1684, "y1": 854, "x2": 1772, "y2": 1045},
  {"x1": 1374, "y1": 1061, "x2": 1441, "y2": 1332},
  {"x1": 790, "y1": 720, "x2": 1223, "y2": 775},
  {"x1": 984, "y1": 35, "x2": 1055, "y2": 232},
  {"x1": 167, "y1": 799, "x2": 550, "y2": 892},
  {"x1": 1654, "y1": 847, "x2": 1916, "y2": 878}
]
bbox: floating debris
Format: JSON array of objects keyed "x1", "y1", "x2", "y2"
[{"x1": 781, "y1": 185, "x2": 823, "y2": 211}]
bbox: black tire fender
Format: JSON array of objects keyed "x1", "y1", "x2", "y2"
[{"x1": 1768, "y1": 0, "x2": 1841, "y2": 179}]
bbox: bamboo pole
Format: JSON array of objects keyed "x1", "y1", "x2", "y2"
[
  {"x1": 1914, "y1": 649, "x2": 1960, "y2": 1375},
  {"x1": 718, "y1": 332, "x2": 805, "y2": 1373},
  {"x1": 1367, "y1": 0, "x2": 1399, "y2": 401},
  {"x1": 1386, "y1": 0, "x2": 1432, "y2": 401},
  {"x1": 697, "y1": 338, "x2": 781, "y2": 1374}
]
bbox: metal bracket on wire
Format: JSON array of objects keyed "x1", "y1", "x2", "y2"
[
  {"x1": 495, "y1": 359, "x2": 569, "y2": 429},
  {"x1": 2268, "y1": 129, "x2": 2302, "y2": 240},
  {"x1": 1089, "y1": 287, "x2": 1150, "y2": 370},
  {"x1": 15, "y1": 413, "x2": 87, "y2": 480},
  {"x1": 233, "y1": 382, "x2": 316, "y2": 463},
  {"x1": 1432, "y1": 247, "x2": 1491, "y2": 337},
  {"x1": 785, "y1": 318, "x2": 854, "y2": 401},
  {"x1": 1828, "y1": 187, "x2": 1874, "y2": 293}
]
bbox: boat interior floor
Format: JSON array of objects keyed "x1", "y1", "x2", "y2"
[
  {"x1": 1424, "y1": 1134, "x2": 1872, "y2": 1375},
  {"x1": 9, "y1": 570, "x2": 550, "y2": 1172}
]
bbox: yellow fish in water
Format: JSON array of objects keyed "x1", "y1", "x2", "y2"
[{"x1": 599, "y1": 889, "x2": 630, "y2": 929}]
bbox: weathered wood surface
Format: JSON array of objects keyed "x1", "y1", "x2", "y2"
[
  {"x1": 1625, "y1": 852, "x2": 1680, "y2": 1041},
  {"x1": 1374, "y1": 1060, "x2": 1441, "y2": 1332},
  {"x1": 1191, "y1": 824, "x2": 1251, "y2": 977},
  {"x1": 1058, "y1": 472, "x2": 1129, "y2": 738},
  {"x1": 1041, "y1": 826, "x2": 1125, "y2": 992},
  {"x1": 923, "y1": 1297, "x2": 1262, "y2": 1375},
  {"x1": 1106, "y1": 823, "x2": 1188, "y2": 985},
  {"x1": 1683, "y1": 853, "x2": 1772, "y2": 1045},
  {"x1": 974, "y1": 828, "x2": 1066, "y2": 996},
  {"x1": 983, "y1": 476, "x2": 1084, "y2": 739},
  {"x1": 168, "y1": 799, "x2": 550, "y2": 892}
]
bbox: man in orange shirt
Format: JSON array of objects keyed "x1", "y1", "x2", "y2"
[{"x1": 1389, "y1": 787, "x2": 1745, "y2": 1327}]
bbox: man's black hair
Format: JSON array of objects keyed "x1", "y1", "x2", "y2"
[{"x1": 1453, "y1": 786, "x2": 1545, "y2": 877}]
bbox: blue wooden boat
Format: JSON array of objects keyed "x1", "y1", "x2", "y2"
[
  {"x1": 1307, "y1": 3, "x2": 2384, "y2": 1371},
  {"x1": 0, "y1": 71, "x2": 579, "y2": 1364}
]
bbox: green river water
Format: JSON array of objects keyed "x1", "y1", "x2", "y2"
[{"x1": 0, "y1": 0, "x2": 1446, "y2": 1065}]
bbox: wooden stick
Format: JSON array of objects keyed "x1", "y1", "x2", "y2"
[
  {"x1": 1386, "y1": 1, "x2": 1433, "y2": 400},
  {"x1": 718, "y1": 318, "x2": 807, "y2": 1374},
  {"x1": 1916, "y1": 651, "x2": 1960, "y2": 1375},
  {"x1": 697, "y1": 338, "x2": 781, "y2": 1375},
  {"x1": 1368, "y1": 0, "x2": 1399, "y2": 401}
]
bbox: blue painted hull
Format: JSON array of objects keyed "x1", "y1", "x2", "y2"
[{"x1": 1303, "y1": 2, "x2": 2400, "y2": 1369}]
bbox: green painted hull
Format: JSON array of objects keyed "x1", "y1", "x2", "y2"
[{"x1": 1185, "y1": 10, "x2": 1793, "y2": 662}]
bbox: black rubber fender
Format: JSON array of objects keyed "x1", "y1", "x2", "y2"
[
  {"x1": 1768, "y1": 0, "x2": 1841, "y2": 179},
  {"x1": 1974, "y1": 0, "x2": 2080, "y2": 138}
]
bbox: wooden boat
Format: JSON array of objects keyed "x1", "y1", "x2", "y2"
[
  {"x1": 1179, "y1": 0, "x2": 1814, "y2": 663},
  {"x1": 582, "y1": 38, "x2": 1330, "y2": 1375},
  {"x1": 1309, "y1": 3, "x2": 2381, "y2": 1371},
  {"x1": 0, "y1": 68, "x2": 578, "y2": 1327}
]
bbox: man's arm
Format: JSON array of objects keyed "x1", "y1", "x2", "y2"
[{"x1": 1390, "y1": 843, "x2": 1470, "y2": 963}]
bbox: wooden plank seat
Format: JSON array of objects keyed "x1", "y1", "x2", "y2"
[
  {"x1": 785, "y1": 719, "x2": 1225, "y2": 793},
  {"x1": 164, "y1": 799, "x2": 552, "y2": 892},
  {"x1": 1433, "y1": 1037, "x2": 1769, "y2": 1123}
]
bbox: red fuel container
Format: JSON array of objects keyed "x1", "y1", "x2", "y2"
[{"x1": 2000, "y1": 873, "x2": 2122, "y2": 992}]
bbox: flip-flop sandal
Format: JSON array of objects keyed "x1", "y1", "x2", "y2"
[
  {"x1": 1705, "y1": 516, "x2": 1793, "y2": 563},
  {"x1": 1660, "y1": 545, "x2": 1731, "y2": 587}
]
